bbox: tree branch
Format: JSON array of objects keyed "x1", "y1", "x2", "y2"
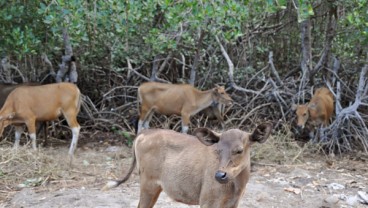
[{"x1": 215, "y1": 35, "x2": 261, "y2": 94}]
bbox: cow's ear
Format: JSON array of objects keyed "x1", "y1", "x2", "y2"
[
  {"x1": 194, "y1": 128, "x2": 221, "y2": 146},
  {"x1": 213, "y1": 86, "x2": 220, "y2": 93},
  {"x1": 250, "y1": 123, "x2": 272, "y2": 143},
  {"x1": 291, "y1": 104, "x2": 298, "y2": 111}
]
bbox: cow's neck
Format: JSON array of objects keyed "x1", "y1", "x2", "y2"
[{"x1": 193, "y1": 90, "x2": 214, "y2": 113}]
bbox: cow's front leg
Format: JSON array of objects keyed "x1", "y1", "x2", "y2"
[
  {"x1": 14, "y1": 125, "x2": 24, "y2": 149},
  {"x1": 138, "y1": 184, "x2": 162, "y2": 208},
  {"x1": 181, "y1": 114, "x2": 190, "y2": 134},
  {"x1": 138, "y1": 108, "x2": 153, "y2": 133}
]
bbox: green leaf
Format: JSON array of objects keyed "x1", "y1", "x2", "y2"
[{"x1": 307, "y1": 4, "x2": 314, "y2": 16}]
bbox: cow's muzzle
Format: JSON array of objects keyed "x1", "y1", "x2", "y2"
[
  {"x1": 225, "y1": 99, "x2": 233, "y2": 106},
  {"x1": 296, "y1": 125, "x2": 305, "y2": 131},
  {"x1": 215, "y1": 170, "x2": 229, "y2": 184}
]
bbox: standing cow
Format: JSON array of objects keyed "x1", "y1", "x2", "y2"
[
  {"x1": 104, "y1": 123, "x2": 272, "y2": 208},
  {"x1": 292, "y1": 87, "x2": 334, "y2": 138},
  {"x1": 0, "y1": 83, "x2": 81, "y2": 156},
  {"x1": 137, "y1": 82, "x2": 233, "y2": 134},
  {"x1": 0, "y1": 83, "x2": 49, "y2": 142}
]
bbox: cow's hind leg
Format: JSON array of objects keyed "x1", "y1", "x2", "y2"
[
  {"x1": 138, "y1": 185, "x2": 162, "y2": 208},
  {"x1": 25, "y1": 119, "x2": 37, "y2": 150},
  {"x1": 63, "y1": 111, "x2": 80, "y2": 156}
]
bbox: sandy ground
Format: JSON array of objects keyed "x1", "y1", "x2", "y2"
[{"x1": 1, "y1": 140, "x2": 368, "y2": 208}]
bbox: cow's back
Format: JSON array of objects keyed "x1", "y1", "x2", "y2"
[
  {"x1": 0, "y1": 83, "x2": 39, "y2": 107},
  {"x1": 138, "y1": 82, "x2": 195, "y2": 98},
  {"x1": 310, "y1": 87, "x2": 334, "y2": 123},
  {"x1": 138, "y1": 82, "x2": 197, "y2": 115},
  {"x1": 6, "y1": 83, "x2": 80, "y2": 120}
]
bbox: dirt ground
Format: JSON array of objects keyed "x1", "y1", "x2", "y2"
[{"x1": 1, "y1": 134, "x2": 368, "y2": 208}]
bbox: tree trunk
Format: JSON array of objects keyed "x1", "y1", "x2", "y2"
[
  {"x1": 56, "y1": 28, "x2": 78, "y2": 83},
  {"x1": 313, "y1": 3, "x2": 338, "y2": 79},
  {"x1": 300, "y1": 19, "x2": 313, "y2": 86},
  {"x1": 189, "y1": 29, "x2": 205, "y2": 85}
]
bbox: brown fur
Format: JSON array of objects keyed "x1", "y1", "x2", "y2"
[
  {"x1": 0, "y1": 83, "x2": 48, "y2": 141},
  {"x1": 292, "y1": 87, "x2": 334, "y2": 129},
  {"x1": 0, "y1": 83, "x2": 81, "y2": 155},
  {"x1": 137, "y1": 82, "x2": 233, "y2": 133},
  {"x1": 0, "y1": 83, "x2": 39, "y2": 106},
  {"x1": 108, "y1": 124, "x2": 272, "y2": 208}
]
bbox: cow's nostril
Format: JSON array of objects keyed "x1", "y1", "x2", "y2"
[
  {"x1": 216, "y1": 171, "x2": 226, "y2": 178},
  {"x1": 215, "y1": 171, "x2": 228, "y2": 184}
]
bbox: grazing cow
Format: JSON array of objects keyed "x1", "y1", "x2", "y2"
[
  {"x1": 292, "y1": 87, "x2": 334, "y2": 132},
  {"x1": 137, "y1": 82, "x2": 233, "y2": 133},
  {"x1": 0, "y1": 83, "x2": 49, "y2": 142},
  {"x1": 103, "y1": 123, "x2": 272, "y2": 208},
  {"x1": 0, "y1": 83, "x2": 81, "y2": 156}
]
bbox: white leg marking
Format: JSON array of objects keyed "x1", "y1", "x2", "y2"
[
  {"x1": 137, "y1": 120, "x2": 144, "y2": 133},
  {"x1": 181, "y1": 125, "x2": 189, "y2": 134},
  {"x1": 144, "y1": 112, "x2": 153, "y2": 129},
  {"x1": 143, "y1": 121, "x2": 150, "y2": 129},
  {"x1": 29, "y1": 133, "x2": 37, "y2": 150},
  {"x1": 14, "y1": 126, "x2": 23, "y2": 149},
  {"x1": 69, "y1": 126, "x2": 81, "y2": 156}
]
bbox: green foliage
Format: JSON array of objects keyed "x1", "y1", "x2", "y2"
[
  {"x1": 111, "y1": 126, "x2": 133, "y2": 147},
  {"x1": 0, "y1": 0, "x2": 366, "y2": 77},
  {"x1": 0, "y1": 1, "x2": 44, "y2": 57},
  {"x1": 335, "y1": 0, "x2": 368, "y2": 61},
  {"x1": 297, "y1": 0, "x2": 314, "y2": 23},
  {"x1": 120, "y1": 131, "x2": 133, "y2": 147}
]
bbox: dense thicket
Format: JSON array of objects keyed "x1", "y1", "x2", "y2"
[{"x1": 0, "y1": 0, "x2": 367, "y2": 153}]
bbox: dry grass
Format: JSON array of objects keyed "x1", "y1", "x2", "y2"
[
  {"x1": 0, "y1": 142, "x2": 131, "y2": 204},
  {"x1": 251, "y1": 124, "x2": 324, "y2": 165},
  {"x1": 0, "y1": 125, "x2": 339, "y2": 205}
]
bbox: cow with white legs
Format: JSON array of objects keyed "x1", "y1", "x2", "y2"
[
  {"x1": 137, "y1": 82, "x2": 233, "y2": 134},
  {"x1": 0, "y1": 83, "x2": 81, "y2": 156},
  {"x1": 104, "y1": 123, "x2": 272, "y2": 208}
]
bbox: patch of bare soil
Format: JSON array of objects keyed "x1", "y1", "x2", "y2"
[{"x1": 1, "y1": 135, "x2": 368, "y2": 208}]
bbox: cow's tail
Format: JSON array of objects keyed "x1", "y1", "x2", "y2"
[
  {"x1": 137, "y1": 88, "x2": 141, "y2": 115},
  {"x1": 134, "y1": 88, "x2": 142, "y2": 134},
  {"x1": 102, "y1": 145, "x2": 137, "y2": 191}
]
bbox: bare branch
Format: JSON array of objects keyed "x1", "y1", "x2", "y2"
[
  {"x1": 215, "y1": 35, "x2": 261, "y2": 94},
  {"x1": 268, "y1": 51, "x2": 283, "y2": 86}
]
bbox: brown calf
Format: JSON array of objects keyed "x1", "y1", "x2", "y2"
[
  {"x1": 104, "y1": 123, "x2": 272, "y2": 207},
  {"x1": 0, "y1": 83, "x2": 81, "y2": 155},
  {"x1": 292, "y1": 87, "x2": 334, "y2": 130},
  {"x1": 137, "y1": 82, "x2": 233, "y2": 133}
]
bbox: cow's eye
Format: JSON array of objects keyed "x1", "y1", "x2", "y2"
[{"x1": 234, "y1": 149, "x2": 243, "y2": 155}]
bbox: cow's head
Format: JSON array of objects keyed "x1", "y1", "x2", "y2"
[
  {"x1": 0, "y1": 113, "x2": 14, "y2": 137},
  {"x1": 292, "y1": 103, "x2": 318, "y2": 129},
  {"x1": 194, "y1": 123, "x2": 272, "y2": 184},
  {"x1": 212, "y1": 85, "x2": 233, "y2": 106}
]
